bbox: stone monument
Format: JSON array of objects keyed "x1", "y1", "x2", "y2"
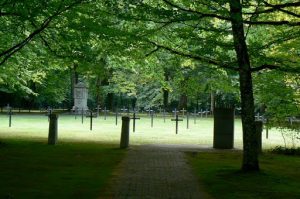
[{"x1": 74, "y1": 82, "x2": 88, "y2": 111}]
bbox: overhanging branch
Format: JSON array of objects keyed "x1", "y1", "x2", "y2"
[
  {"x1": 0, "y1": 0, "x2": 86, "y2": 66},
  {"x1": 162, "y1": 0, "x2": 231, "y2": 21},
  {"x1": 148, "y1": 41, "x2": 238, "y2": 71},
  {"x1": 251, "y1": 64, "x2": 300, "y2": 73}
]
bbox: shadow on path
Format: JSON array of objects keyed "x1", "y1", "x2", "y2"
[{"x1": 103, "y1": 144, "x2": 214, "y2": 199}]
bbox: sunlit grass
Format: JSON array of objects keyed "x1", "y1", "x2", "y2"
[{"x1": 0, "y1": 112, "x2": 289, "y2": 149}]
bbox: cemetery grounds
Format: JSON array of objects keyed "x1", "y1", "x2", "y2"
[{"x1": 0, "y1": 112, "x2": 299, "y2": 198}]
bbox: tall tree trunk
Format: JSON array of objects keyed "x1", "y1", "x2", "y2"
[
  {"x1": 230, "y1": 0, "x2": 259, "y2": 171},
  {"x1": 70, "y1": 64, "x2": 78, "y2": 109},
  {"x1": 107, "y1": 93, "x2": 114, "y2": 110},
  {"x1": 178, "y1": 94, "x2": 188, "y2": 110},
  {"x1": 210, "y1": 91, "x2": 215, "y2": 114},
  {"x1": 163, "y1": 89, "x2": 169, "y2": 109},
  {"x1": 96, "y1": 76, "x2": 101, "y2": 106},
  {"x1": 163, "y1": 71, "x2": 169, "y2": 109}
]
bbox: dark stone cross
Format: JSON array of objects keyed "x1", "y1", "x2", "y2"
[
  {"x1": 147, "y1": 109, "x2": 154, "y2": 127},
  {"x1": 86, "y1": 111, "x2": 95, "y2": 131},
  {"x1": 131, "y1": 111, "x2": 140, "y2": 132},
  {"x1": 8, "y1": 107, "x2": 12, "y2": 127},
  {"x1": 171, "y1": 115, "x2": 183, "y2": 134},
  {"x1": 186, "y1": 112, "x2": 189, "y2": 129},
  {"x1": 81, "y1": 108, "x2": 84, "y2": 124},
  {"x1": 74, "y1": 107, "x2": 78, "y2": 119},
  {"x1": 115, "y1": 108, "x2": 119, "y2": 126},
  {"x1": 265, "y1": 118, "x2": 269, "y2": 139},
  {"x1": 102, "y1": 107, "x2": 109, "y2": 120}
]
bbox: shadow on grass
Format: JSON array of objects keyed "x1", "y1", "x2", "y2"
[
  {"x1": 0, "y1": 138, "x2": 125, "y2": 199},
  {"x1": 187, "y1": 151, "x2": 300, "y2": 199}
]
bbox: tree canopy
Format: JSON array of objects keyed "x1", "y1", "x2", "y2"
[{"x1": 0, "y1": 0, "x2": 299, "y2": 171}]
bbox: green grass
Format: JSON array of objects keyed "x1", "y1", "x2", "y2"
[
  {"x1": 0, "y1": 113, "x2": 292, "y2": 148},
  {"x1": 0, "y1": 139, "x2": 124, "y2": 199},
  {"x1": 188, "y1": 151, "x2": 300, "y2": 199}
]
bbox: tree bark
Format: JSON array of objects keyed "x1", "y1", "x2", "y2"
[
  {"x1": 163, "y1": 71, "x2": 169, "y2": 109},
  {"x1": 229, "y1": 0, "x2": 259, "y2": 171},
  {"x1": 107, "y1": 93, "x2": 114, "y2": 110},
  {"x1": 210, "y1": 91, "x2": 215, "y2": 114},
  {"x1": 163, "y1": 89, "x2": 169, "y2": 109},
  {"x1": 178, "y1": 94, "x2": 188, "y2": 110}
]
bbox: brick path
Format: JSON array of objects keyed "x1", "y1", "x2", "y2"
[{"x1": 110, "y1": 144, "x2": 210, "y2": 199}]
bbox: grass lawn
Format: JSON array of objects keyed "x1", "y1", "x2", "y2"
[
  {"x1": 188, "y1": 151, "x2": 300, "y2": 199},
  {"x1": 0, "y1": 113, "x2": 291, "y2": 148},
  {"x1": 0, "y1": 139, "x2": 125, "y2": 199}
]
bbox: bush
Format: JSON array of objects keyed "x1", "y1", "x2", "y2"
[{"x1": 270, "y1": 146, "x2": 300, "y2": 156}]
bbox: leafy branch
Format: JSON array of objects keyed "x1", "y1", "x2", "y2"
[
  {"x1": 0, "y1": 0, "x2": 86, "y2": 66},
  {"x1": 148, "y1": 40, "x2": 238, "y2": 71}
]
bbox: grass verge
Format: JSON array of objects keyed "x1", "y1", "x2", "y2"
[
  {"x1": 188, "y1": 151, "x2": 300, "y2": 199},
  {"x1": 0, "y1": 138, "x2": 125, "y2": 199}
]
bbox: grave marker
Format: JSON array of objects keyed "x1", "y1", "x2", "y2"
[
  {"x1": 171, "y1": 115, "x2": 183, "y2": 134},
  {"x1": 149, "y1": 109, "x2": 154, "y2": 127},
  {"x1": 192, "y1": 108, "x2": 197, "y2": 124},
  {"x1": 213, "y1": 108, "x2": 234, "y2": 149},
  {"x1": 180, "y1": 108, "x2": 187, "y2": 117},
  {"x1": 186, "y1": 112, "x2": 189, "y2": 129},
  {"x1": 172, "y1": 108, "x2": 179, "y2": 117},
  {"x1": 102, "y1": 107, "x2": 109, "y2": 120},
  {"x1": 120, "y1": 116, "x2": 130, "y2": 149},
  {"x1": 74, "y1": 107, "x2": 78, "y2": 119},
  {"x1": 146, "y1": 107, "x2": 153, "y2": 117},
  {"x1": 8, "y1": 107, "x2": 12, "y2": 127},
  {"x1": 131, "y1": 111, "x2": 140, "y2": 132},
  {"x1": 95, "y1": 105, "x2": 101, "y2": 117},
  {"x1": 120, "y1": 107, "x2": 128, "y2": 115},
  {"x1": 48, "y1": 113, "x2": 58, "y2": 145},
  {"x1": 74, "y1": 82, "x2": 88, "y2": 111},
  {"x1": 205, "y1": 110, "x2": 209, "y2": 117},
  {"x1": 198, "y1": 109, "x2": 203, "y2": 118},
  {"x1": 81, "y1": 108, "x2": 84, "y2": 124},
  {"x1": 115, "y1": 108, "x2": 119, "y2": 126},
  {"x1": 86, "y1": 111, "x2": 95, "y2": 131}
]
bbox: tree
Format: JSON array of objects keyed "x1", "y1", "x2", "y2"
[{"x1": 101, "y1": 0, "x2": 300, "y2": 171}]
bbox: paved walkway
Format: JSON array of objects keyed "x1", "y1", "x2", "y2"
[{"x1": 109, "y1": 144, "x2": 211, "y2": 199}]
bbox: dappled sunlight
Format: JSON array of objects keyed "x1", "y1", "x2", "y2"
[{"x1": 0, "y1": 114, "x2": 289, "y2": 149}]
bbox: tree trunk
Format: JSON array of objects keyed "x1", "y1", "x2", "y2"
[
  {"x1": 210, "y1": 91, "x2": 215, "y2": 114},
  {"x1": 229, "y1": 0, "x2": 259, "y2": 171},
  {"x1": 95, "y1": 76, "x2": 101, "y2": 106},
  {"x1": 107, "y1": 93, "x2": 114, "y2": 110},
  {"x1": 163, "y1": 89, "x2": 169, "y2": 109},
  {"x1": 163, "y1": 71, "x2": 169, "y2": 109},
  {"x1": 178, "y1": 94, "x2": 187, "y2": 110}
]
